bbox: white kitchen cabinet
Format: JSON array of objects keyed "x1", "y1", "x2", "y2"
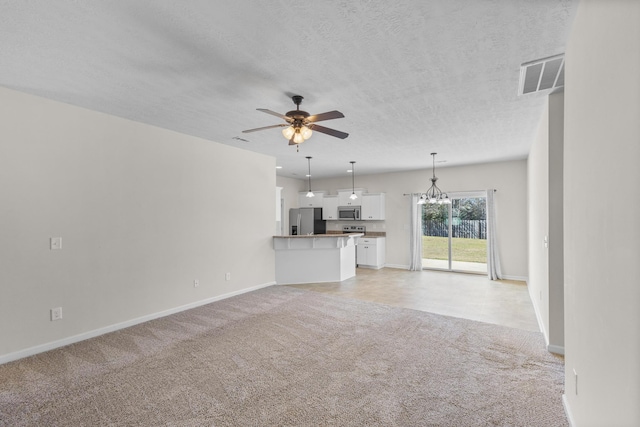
[
  {"x1": 361, "y1": 193, "x2": 385, "y2": 220},
  {"x1": 356, "y1": 237, "x2": 386, "y2": 269},
  {"x1": 338, "y1": 190, "x2": 363, "y2": 206},
  {"x1": 322, "y1": 195, "x2": 339, "y2": 220},
  {"x1": 298, "y1": 191, "x2": 325, "y2": 208}
]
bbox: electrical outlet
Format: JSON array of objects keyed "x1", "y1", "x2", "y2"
[
  {"x1": 194, "y1": 279, "x2": 199, "y2": 287},
  {"x1": 51, "y1": 307, "x2": 63, "y2": 321},
  {"x1": 50, "y1": 237, "x2": 62, "y2": 250},
  {"x1": 225, "y1": 272, "x2": 231, "y2": 281}
]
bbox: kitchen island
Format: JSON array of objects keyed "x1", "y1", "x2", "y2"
[{"x1": 273, "y1": 233, "x2": 363, "y2": 285}]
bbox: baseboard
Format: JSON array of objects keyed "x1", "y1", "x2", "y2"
[
  {"x1": 562, "y1": 394, "x2": 575, "y2": 426},
  {"x1": 383, "y1": 264, "x2": 409, "y2": 270},
  {"x1": 501, "y1": 275, "x2": 528, "y2": 282},
  {"x1": 528, "y1": 283, "x2": 548, "y2": 337},
  {"x1": 0, "y1": 281, "x2": 276, "y2": 365},
  {"x1": 357, "y1": 265, "x2": 384, "y2": 270},
  {"x1": 547, "y1": 344, "x2": 565, "y2": 355}
]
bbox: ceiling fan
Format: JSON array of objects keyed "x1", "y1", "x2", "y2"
[{"x1": 242, "y1": 95, "x2": 348, "y2": 149}]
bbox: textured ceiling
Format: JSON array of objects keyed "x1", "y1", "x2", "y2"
[{"x1": 0, "y1": 1, "x2": 578, "y2": 179}]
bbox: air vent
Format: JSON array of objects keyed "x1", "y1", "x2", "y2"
[{"x1": 518, "y1": 54, "x2": 565, "y2": 96}]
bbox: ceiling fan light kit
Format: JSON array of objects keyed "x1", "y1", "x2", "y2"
[
  {"x1": 243, "y1": 95, "x2": 348, "y2": 151},
  {"x1": 418, "y1": 153, "x2": 451, "y2": 205}
]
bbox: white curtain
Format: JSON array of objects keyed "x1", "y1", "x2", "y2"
[
  {"x1": 409, "y1": 193, "x2": 423, "y2": 271},
  {"x1": 486, "y1": 189, "x2": 502, "y2": 280}
]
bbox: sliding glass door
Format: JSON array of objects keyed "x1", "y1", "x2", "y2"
[
  {"x1": 422, "y1": 192, "x2": 487, "y2": 274},
  {"x1": 422, "y1": 202, "x2": 450, "y2": 270}
]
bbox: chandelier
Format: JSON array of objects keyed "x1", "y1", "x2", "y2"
[{"x1": 418, "y1": 153, "x2": 451, "y2": 205}]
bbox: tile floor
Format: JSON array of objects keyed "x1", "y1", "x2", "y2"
[{"x1": 288, "y1": 267, "x2": 540, "y2": 332}]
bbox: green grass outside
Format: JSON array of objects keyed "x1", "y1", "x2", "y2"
[{"x1": 422, "y1": 236, "x2": 487, "y2": 263}]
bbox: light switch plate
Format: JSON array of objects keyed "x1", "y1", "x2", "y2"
[
  {"x1": 51, "y1": 307, "x2": 63, "y2": 321},
  {"x1": 50, "y1": 237, "x2": 62, "y2": 250}
]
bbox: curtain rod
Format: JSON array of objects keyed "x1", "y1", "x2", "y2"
[{"x1": 402, "y1": 189, "x2": 497, "y2": 196}]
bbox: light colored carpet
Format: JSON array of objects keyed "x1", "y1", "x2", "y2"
[{"x1": 0, "y1": 286, "x2": 567, "y2": 426}]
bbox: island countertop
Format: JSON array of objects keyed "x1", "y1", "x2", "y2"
[
  {"x1": 273, "y1": 233, "x2": 364, "y2": 238},
  {"x1": 273, "y1": 234, "x2": 363, "y2": 284}
]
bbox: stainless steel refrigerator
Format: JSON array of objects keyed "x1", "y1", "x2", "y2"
[{"x1": 289, "y1": 208, "x2": 326, "y2": 235}]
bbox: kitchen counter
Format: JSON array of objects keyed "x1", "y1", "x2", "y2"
[
  {"x1": 273, "y1": 233, "x2": 357, "y2": 238},
  {"x1": 273, "y1": 234, "x2": 363, "y2": 284}
]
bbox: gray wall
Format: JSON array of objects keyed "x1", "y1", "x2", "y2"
[
  {"x1": 563, "y1": 0, "x2": 640, "y2": 424},
  {"x1": 0, "y1": 87, "x2": 276, "y2": 361}
]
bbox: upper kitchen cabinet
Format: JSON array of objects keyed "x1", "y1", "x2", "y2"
[
  {"x1": 298, "y1": 191, "x2": 325, "y2": 208},
  {"x1": 322, "y1": 195, "x2": 339, "y2": 220},
  {"x1": 361, "y1": 193, "x2": 386, "y2": 220},
  {"x1": 338, "y1": 189, "x2": 363, "y2": 206}
]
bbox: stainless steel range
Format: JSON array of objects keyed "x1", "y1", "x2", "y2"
[
  {"x1": 343, "y1": 225, "x2": 365, "y2": 267},
  {"x1": 342, "y1": 225, "x2": 366, "y2": 234}
]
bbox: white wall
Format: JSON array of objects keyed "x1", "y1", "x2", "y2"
[
  {"x1": 528, "y1": 100, "x2": 550, "y2": 339},
  {"x1": 563, "y1": 0, "x2": 640, "y2": 425},
  {"x1": 527, "y1": 91, "x2": 564, "y2": 353},
  {"x1": 276, "y1": 175, "x2": 305, "y2": 234},
  {"x1": 0, "y1": 87, "x2": 276, "y2": 362},
  {"x1": 548, "y1": 92, "x2": 564, "y2": 353},
  {"x1": 313, "y1": 160, "x2": 528, "y2": 279}
]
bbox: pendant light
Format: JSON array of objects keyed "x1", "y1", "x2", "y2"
[
  {"x1": 418, "y1": 153, "x2": 450, "y2": 205},
  {"x1": 349, "y1": 161, "x2": 358, "y2": 200},
  {"x1": 305, "y1": 156, "x2": 314, "y2": 198}
]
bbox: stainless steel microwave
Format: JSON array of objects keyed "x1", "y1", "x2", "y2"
[{"x1": 338, "y1": 206, "x2": 361, "y2": 220}]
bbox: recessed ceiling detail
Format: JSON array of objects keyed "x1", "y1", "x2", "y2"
[{"x1": 519, "y1": 54, "x2": 565, "y2": 96}]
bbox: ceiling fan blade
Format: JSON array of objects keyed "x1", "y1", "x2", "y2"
[
  {"x1": 309, "y1": 124, "x2": 349, "y2": 139},
  {"x1": 257, "y1": 108, "x2": 292, "y2": 122},
  {"x1": 242, "y1": 124, "x2": 287, "y2": 133},
  {"x1": 288, "y1": 138, "x2": 297, "y2": 146},
  {"x1": 306, "y1": 110, "x2": 345, "y2": 123}
]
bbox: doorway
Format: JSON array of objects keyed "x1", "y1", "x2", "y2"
[{"x1": 422, "y1": 191, "x2": 487, "y2": 274}]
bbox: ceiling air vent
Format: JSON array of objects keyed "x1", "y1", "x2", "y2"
[{"x1": 518, "y1": 54, "x2": 565, "y2": 96}]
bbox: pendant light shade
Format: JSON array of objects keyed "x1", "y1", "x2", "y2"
[
  {"x1": 349, "y1": 161, "x2": 358, "y2": 200},
  {"x1": 306, "y1": 156, "x2": 314, "y2": 198},
  {"x1": 419, "y1": 153, "x2": 450, "y2": 205}
]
